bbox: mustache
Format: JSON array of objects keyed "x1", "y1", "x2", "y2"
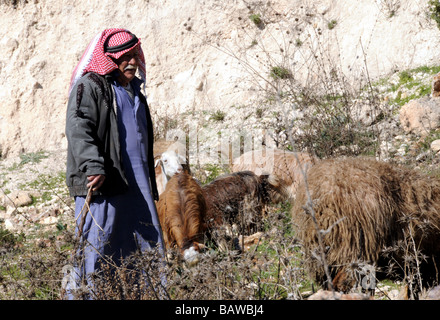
[{"x1": 124, "y1": 65, "x2": 137, "y2": 71}]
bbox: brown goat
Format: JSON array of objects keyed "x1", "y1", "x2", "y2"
[
  {"x1": 232, "y1": 149, "x2": 317, "y2": 199},
  {"x1": 202, "y1": 171, "x2": 289, "y2": 235},
  {"x1": 291, "y1": 157, "x2": 440, "y2": 293},
  {"x1": 156, "y1": 171, "x2": 207, "y2": 265}
]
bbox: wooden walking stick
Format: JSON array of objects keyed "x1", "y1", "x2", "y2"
[{"x1": 76, "y1": 186, "x2": 93, "y2": 239}]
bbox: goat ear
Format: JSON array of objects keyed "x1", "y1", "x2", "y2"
[{"x1": 154, "y1": 159, "x2": 162, "y2": 168}]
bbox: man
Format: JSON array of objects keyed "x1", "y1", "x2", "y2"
[{"x1": 65, "y1": 28, "x2": 165, "y2": 298}]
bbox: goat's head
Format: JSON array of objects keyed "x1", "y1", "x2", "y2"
[
  {"x1": 259, "y1": 174, "x2": 290, "y2": 204},
  {"x1": 156, "y1": 150, "x2": 186, "y2": 179}
]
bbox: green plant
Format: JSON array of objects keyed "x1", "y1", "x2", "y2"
[
  {"x1": 249, "y1": 13, "x2": 262, "y2": 26},
  {"x1": 270, "y1": 66, "x2": 291, "y2": 80},
  {"x1": 398, "y1": 70, "x2": 413, "y2": 84},
  {"x1": 210, "y1": 110, "x2": 226, "y2": 122},
  {"x1": 327, "y1": 19, "x2": 337, "y2": 29},
  {"x1": 378, "y1": 0, "x2": 401, "y2": 18},
  {"x1": 429, "y1": 0, "x2": 440, "y2": 30},
  {"x1": 255, "y1": 107, "x2": 264, "y2": 118},
  {"x1": 6, "y1": 151, "x2": 49, "y2": 171},
  {"x1": 372, "y1": 65, "x2": 440, "y2": 107},
  {"x1": 19, "y1": 151, "x2": 49, "y2": 166},
  {"x1": 412, "y1": 65, "x2": 440, "y2": 74}
]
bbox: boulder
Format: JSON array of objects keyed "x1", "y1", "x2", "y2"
[{"x1": 399, "y1": 97, "x2": 440, "y2": 136}]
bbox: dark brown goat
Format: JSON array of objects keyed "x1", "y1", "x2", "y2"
[
  {"x1": 156, "y1": 171, "x2": 207, "y2": 265},
  {"x1": 202, "y1": 171, "x2": 289, "y2": 235},
  {"x1": 291, "y1": 157, "x2": 440, "y2": 293}
]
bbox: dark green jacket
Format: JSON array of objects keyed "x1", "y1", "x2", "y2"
[{"x1": 65, "y1": 72, "x2": 159, "y2": 200}]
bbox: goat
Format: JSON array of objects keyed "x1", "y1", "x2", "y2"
[
  {"x1": 231, "y1": 148, "x2": 317, "y2": 199},
  {"x1": 202, "y1": 171, "x2": 289, "y2": 236},
  {"x1": 156, "y1": 171, "x2": 207, "y2": 265},
  {"x1": 291, "y1": 157, "x2": 440, "y2": 294}
]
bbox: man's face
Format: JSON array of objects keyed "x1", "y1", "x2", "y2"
[{"x1": 114, "y1": 48, "x2": 138, "y2": 85}]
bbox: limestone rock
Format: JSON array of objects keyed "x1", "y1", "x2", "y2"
[
  {"x1": 4, "y1": 218, "x2": 16, "y2": 232},
  {"x1": 431, "y1": 139, "x2": 440, "y2": 153},
  {"x1": 1, "y1": 190, "x2": 33, "y2": 207},
  {"x1": 41, "y1": 216, "x2": 58, "y2": 225},
  {"x1": 399, "y1": 97, "x2": 440, "y2": 136},
  {"x1": 237, "y1": 232, "x2": 264, "y2": 251}
]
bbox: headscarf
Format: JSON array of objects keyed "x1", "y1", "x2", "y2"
[{"x1": 68, "y1": 28, "x2": 146, "y2": 94}]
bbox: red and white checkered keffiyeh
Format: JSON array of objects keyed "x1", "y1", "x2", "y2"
[{"x1": 69, "y1": 28, "x2": 146, "y2": 94}]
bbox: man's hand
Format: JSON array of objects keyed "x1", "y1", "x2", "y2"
[{"x1": 87, "y1": 174, "x2": 106, "y2": 191}]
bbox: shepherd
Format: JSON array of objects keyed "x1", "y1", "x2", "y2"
[{"x1": 65, "y1": 28, "x2": 165, "y2": 299}]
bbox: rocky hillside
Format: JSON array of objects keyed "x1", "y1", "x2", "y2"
[{"x1": 1, "y1": 0, "x2": 440, "y2": 158}]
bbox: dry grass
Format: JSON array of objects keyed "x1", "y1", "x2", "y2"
[{"x1": 0, "y1": 200, "x2": 311, "y2": 300}]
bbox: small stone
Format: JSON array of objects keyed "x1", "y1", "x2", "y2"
[
  {"x1": 41, "y1": 216, "x2": 58, "y2": 225},
  {"x1": 430, "y1": 139, "x2": 440, "y2": 153},
  {"x1": 4, "y1": 218, "x2": 15, "y2": 231}
]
